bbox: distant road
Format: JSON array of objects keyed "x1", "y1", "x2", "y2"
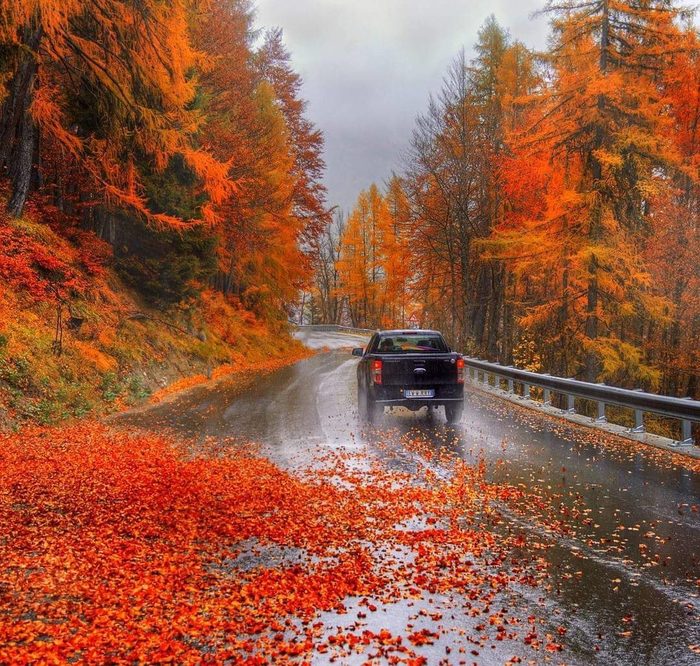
[{"x1": 293, "y1": 327, "x2": 370, "y2": 349}]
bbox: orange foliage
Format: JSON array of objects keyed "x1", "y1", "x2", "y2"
[
  {"x1": 185, "y1": 7, "x2": 328, "y2": 313},
  {"x1": 0, "y1": 0, "x2": 233, "y2": 227},
  {"x1": 336, "y1": 183, "x2": 410, "y2": 328},
  {"x1": 0, "y1": 423, "x2": 555, "y2": 663},
  {"x1": 2, "y1": 0, "x2": 328, "y2": 335},
  {"x1": 0, "y1": 212, "x2": 88, "y2": 301}
]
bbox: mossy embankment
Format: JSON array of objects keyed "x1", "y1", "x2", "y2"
[{"x1": 0, "y1": 215, "x2": 306, "y2": 430}]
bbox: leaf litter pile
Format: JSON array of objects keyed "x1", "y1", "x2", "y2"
[{"x1": 0, "y1": 422, "x2": 588, "y2": 664}]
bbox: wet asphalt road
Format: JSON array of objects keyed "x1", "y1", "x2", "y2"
[{"x1": 115, "y1": 330, "x2": 700, "y2": 665}]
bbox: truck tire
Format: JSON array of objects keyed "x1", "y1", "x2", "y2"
[
  {"x1": 358, "y1": 385, "x2": 381, "y2": 422},
  {"x1": 445, "y1": 401, "x2": 464, "y2": 424},
  {"x1": 358, "y1": 385, "x2": 368, "y2": 420},
  {"x1": 357, "y1": 384, "x2": 367, "y2": 421},
  {"x1": 367, "y1": 394, "x2": 382, "y2": 422}
]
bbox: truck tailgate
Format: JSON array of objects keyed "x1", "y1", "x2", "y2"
[{"x1": 381, "y1": 355, "x2": 457, "y2": 386}]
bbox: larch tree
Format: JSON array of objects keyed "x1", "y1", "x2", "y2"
[
  {"x1": 191, "y1": 4, "x2": 328, "y2": 320},
  {"x1": 255, "y1": 29, "x2": 330, "y2": 247},
  {"x1": 491, "y1": 0, "x2": 687, "y2": 385},
  {"x1": 336, "y1": 193, "x2": 370, "y2": 327},
  {"x1": 336, "y1": 184, "x2": 396, "y2": 328},
  {"x1": 647, "y1": 23, "x2": 700, "y2": 397},
  {"x1": 311, "y1": 210, "x2": 346, "y2": 325},
  {"x1": 403, "y1": 18, "x2": 536, "y2": 356},
  {"x1": 384, "y1": 175, "x2": 412, "y2": 326},
  {"x1": 0, "y1": 0, "x2": 232, "y2": 224},
  {"x1": 405, "y1": 49, "x2": 480, "y2": 346}
]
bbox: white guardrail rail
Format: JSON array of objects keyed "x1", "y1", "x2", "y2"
[{"x1": 465, "y1": 358, "x2": 699, "y2": 448}]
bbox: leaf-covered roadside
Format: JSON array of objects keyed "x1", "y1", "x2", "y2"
[
  {"x1": 0, "y1": 423, "x2": 561, "y2": 664},
  {"x1": 146, "y1": 348, "x2": 315, "y2": 406},
  {"x1": 0, "y1": 212, "x2": 313, "y2": 428}
]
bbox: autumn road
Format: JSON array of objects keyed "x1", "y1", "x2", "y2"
[{"x1": 115, "y1": 330, "x2": 700, "y2": 665}]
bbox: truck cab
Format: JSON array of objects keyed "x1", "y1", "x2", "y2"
[{"x1": 352, "y1": 329, "x2": 465, "y2": 423}]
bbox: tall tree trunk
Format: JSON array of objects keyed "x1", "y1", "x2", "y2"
[
  {"x1": 584, "y1": 0, "x2": 609, "y2": 381},
  {"x1": 298, "y1": 291, "x2": 306, "y2": 325},
  {"x1": 458, "y1": 231, "x2": 471, "y2": 346},
  {"x1": 502, "y1": 271, "x2": 515, "y2": 365},
  {"x1": 7, "y1": 108, "x2": 36, "y2": 216},
  {"x1": 0, "y1": 23, "x2": 43, "y2": 217},
  {"x1": 471, "y1": 267, "x2": 490, "y2": 353},
  {"x1": 487, "y1": 263, "x2": 503, "y2": 360}
]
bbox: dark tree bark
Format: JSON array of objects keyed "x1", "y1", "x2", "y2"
[
  {"x1": 0, "y1": 23, "x2": 43, "y2": 217},
  {"x1": 7, "y1": 104, "x2": 37, "y2": 216},
  {"x1": 487, "y1": 263, "x2": 503, "y2": 360},
  {"x1": 471, "y1": 267, "x2": 490, "y2": 352}
]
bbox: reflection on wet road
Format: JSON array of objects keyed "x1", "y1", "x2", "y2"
[{"x1": 115, "y1": 331, "x2": 700, "y2": 664}]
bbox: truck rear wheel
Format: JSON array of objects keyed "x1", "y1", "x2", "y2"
[
  {"x1": 358, "y1": 386, "x2": 367, "y2": 420},
  {"x1": 445, "y1": 401, "x2": 464, "y2": 424},
  {"x1": 368, "y1": 396, "x2": 382, "y2": 422},
  {"x1": 358, "y1": 386, "x2": 381, "y2": 422}
]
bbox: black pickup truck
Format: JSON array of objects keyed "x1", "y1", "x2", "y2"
[{"x1": 352, "y1": 329, "x2": 465, "y2": 423}]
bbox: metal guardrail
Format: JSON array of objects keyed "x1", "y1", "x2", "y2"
[
  {"x1": 465, "y1": 358, "x2": 699, "y2": 447},
  {"x1": 292, "y1": 324, "x2": 698, "y2": 446},
  {"x1": 291, "y1": 323, "x2": 376, "y2": 335}
]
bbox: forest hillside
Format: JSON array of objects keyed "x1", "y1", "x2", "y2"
[{"x1": 0, "y1": 0, "x2": 325, "y2": 427}]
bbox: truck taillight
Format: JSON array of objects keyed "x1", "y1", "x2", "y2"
[
  {"x1": 456, "y1": 357, "x2": 465, "y2": 384},
  {"x1": 371, "y1": 359, "x2": 382, "y2": 385}
]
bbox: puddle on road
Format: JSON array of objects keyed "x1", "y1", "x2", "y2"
[{"x1": 206, "y1": 538, "x2": 313, "y2": 576}]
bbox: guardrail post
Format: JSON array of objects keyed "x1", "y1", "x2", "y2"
[
  {"x1": 678, "y1": 398, "x2": 694, "y2": 446},
  {"x1": 566, "y1": 393, "x2": 575, "y2": 414},
  {"x1": 595, "y1": 383, "x2": 607, "y2": 423},
  {"x1": 679, "y1": 419, "x2": 693, "y2": 446},
  {"x1": 523, "y1": 382, "x2": 531, "y2": 400},
  {"x1": 631, "y1": 389, "x2": 645, "y2": 433},
  {"x1": 596, "y1": 401, "x2": 607, "y2": 423},
  {"x1": 507, "y1": 371, "x2": 514, "y2": 394},
  {"x1": 541, "y1": 374, "x2": 552, "y2": 406},
  {"x1": 632, "y1": 409, "x2": 645, "y2": 433}
]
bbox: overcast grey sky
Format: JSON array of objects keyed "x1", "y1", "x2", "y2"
[{"x1": 254, "y1": 1, "x2": 550, "y2": 214}]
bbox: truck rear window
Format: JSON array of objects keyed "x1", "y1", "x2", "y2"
[{"x1": 374, "y1": 333, "x2": 448, "y2": 353}]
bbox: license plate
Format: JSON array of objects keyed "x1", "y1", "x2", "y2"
[{"x1": 404, "y1": 389, "x2": 435, "y2": 398}]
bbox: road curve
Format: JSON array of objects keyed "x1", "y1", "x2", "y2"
[{"x1": 114, "y1": 330, "x2": 700, "y2": 665}]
